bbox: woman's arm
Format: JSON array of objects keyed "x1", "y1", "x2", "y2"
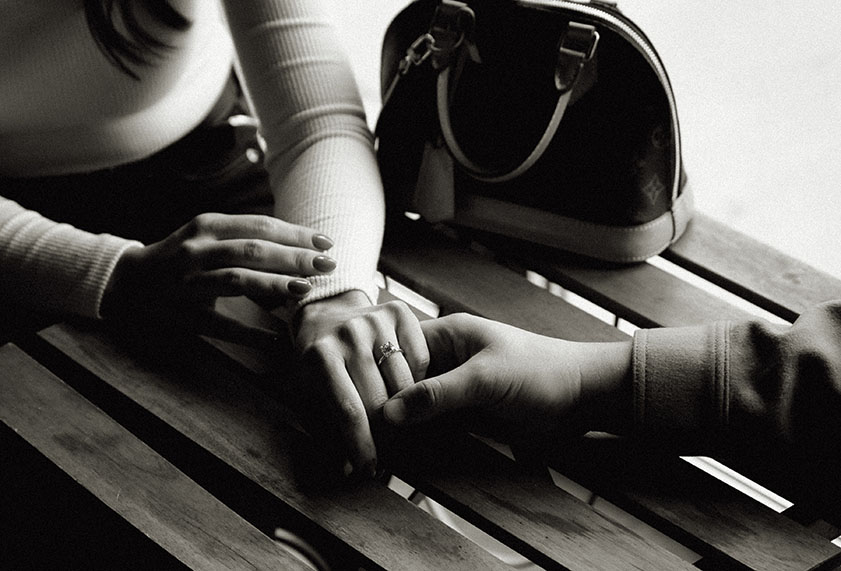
[
  {"x1": 222, "y1": 0, "x2": 383, "y2": 306},
  {"x1": 0, "y1": 196, "x2": 141, "y2": 319},
  {"x1": 221, "y1": 1, "x2": 427, "y2": 478}
]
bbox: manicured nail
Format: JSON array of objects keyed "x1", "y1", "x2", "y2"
[
  {"x1": 288, "y1": 279, "x2": 311, "y2": 296},
  {"x1": 383, "y1": 398, "x2": 407, "y2": 425},
  {"x1": 313, "y1": 255, "x2": 336, "y2": 272},
  {"x1": 312, "y1": 234, "x2": 334, "y2": 251}
]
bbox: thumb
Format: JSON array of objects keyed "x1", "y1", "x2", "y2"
[{"x1": 382, "y1": 363, "x2": 477, "y2": 426}]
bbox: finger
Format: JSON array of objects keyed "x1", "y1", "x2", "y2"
[
  {"x1": 391, "y1": 303, "x2": 430, "y2": 383},
  {"x1": 382, "y1": 363, "x2": 479, "y2": 426},
  {"x1": 186, "y1": 268, "x2": 312, "y2": 301},
  {"x1": 344, "y1": 341, "x2": 391, "y2": 415},
  {"x1": 420, "y1": 315, "x2": 469, "y2": 375},
  {"x1": 186, "y1": 213, "x2": 333, "y2": 251},
  {"x1": 317, "y1": 352, "x2": 378, "y2": 477},
  {"x1": 192, "y1": 240, "x2": 336, "y2": 276},
  {"x1": 374, "y1": 338, "x2": 414, "y2": 396}
]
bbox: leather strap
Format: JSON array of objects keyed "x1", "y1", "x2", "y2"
[{"x1": 436, "y1": 21, "x2": 598, "y2": 183}]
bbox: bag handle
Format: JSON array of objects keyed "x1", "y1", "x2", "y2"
[{"x1": 437, "y1": 21, "x2": 599, "y2": 183}]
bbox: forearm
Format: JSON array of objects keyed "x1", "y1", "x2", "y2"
[{"x1": 223, "y1": 1, "x2": 384, "y2": 307}]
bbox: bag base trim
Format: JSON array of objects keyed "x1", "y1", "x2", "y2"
[{"x1": 452, "y1": 182, "x2": 694, "y2": 263}]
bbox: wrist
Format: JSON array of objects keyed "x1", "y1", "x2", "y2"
[
  {"x1": 578, "y1": 341, "x2": 634, "y2": 435},
  {"x1": 293, "y1": 289, "x2": 372, "y2": 330},
  {"x1": 101, "y1": 246, "x2": 143, "y2": 319}
]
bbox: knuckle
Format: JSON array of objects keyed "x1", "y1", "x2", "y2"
[
  {"x1": 294, "y1": 249, "x2": 312, "y2": 272},
  {"x1": 418, "y1": 378, "x2": 443, "y2": 409},
  {"x1": 301, "y1": 338, "x2": 339, "y2": 365},
  {"x1": 296, "y1": 226, "x2": 313, "y2": 246},
  {"x1": 251, "y1": 216, "x2": 274, "y2": 234},
  {"x1": 336, "y1": 396, "x2": 367, "y2": 427},
  {"x1": 414, "y1": 351, "x2": 431, "y2": 375},
  {"x1": 220, "y1": 268, "x2": 243, "y2": 288},
  {"x1": 450, "y1": 312, "x2": 475, "y2": 329},
  {"x1": 176, "y1": 240, "x2": 201, "y2": 264},
  {"x1": 241, "y1": 239, "x2": 264, "y2": 261},
  {"x1": 336, "y1": 319, "x2": 366, "y2": 344},
  {"x1": 384, "y1": 299, "x2": 409, "y2": 317},
  {"x1": 267, "y1": 278, "x2": 288, "y2": 297},
  {"x1": 192, "y1": 212, "x2": 221, "y2": 235}
]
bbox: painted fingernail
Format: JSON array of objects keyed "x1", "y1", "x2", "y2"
[
  {"x1": 312, "y1": 233, "x2": 334, "y2": 251},
  {"x1": 383, "y1": 398, "x2": 407, "y2": 425},
  {"x1": 288, "y1": 279, "x2": 311, "y2": 296},
  {"x1": 313, "y1": 255, "x2": 336, "y2": 272}
]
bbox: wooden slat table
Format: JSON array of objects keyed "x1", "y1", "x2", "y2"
[{"x1": 2, "y1": 214, "x2": 841, "y2": 570}]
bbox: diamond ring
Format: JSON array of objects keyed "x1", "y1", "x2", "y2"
[{"x1": 376, "y1": 341, "x2": 405, "y2": 366}]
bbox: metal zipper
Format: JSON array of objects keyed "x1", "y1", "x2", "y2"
[{"x1": 518, "y1": 0, "x2": 683, "y2": 201}]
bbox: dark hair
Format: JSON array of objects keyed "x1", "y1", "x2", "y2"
[{"x1": 84, "y1": 0, "x2": 190, "y2": 80}]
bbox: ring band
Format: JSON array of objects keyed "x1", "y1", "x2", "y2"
[{"x1": 376, "y1": 341, "x2": 405, "y2": 366}]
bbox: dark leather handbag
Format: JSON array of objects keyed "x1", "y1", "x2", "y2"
[{"x1": 376, "y1": 0, "x2": 693, "y2": 263}]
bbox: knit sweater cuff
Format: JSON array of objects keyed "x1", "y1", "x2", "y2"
[
  {"x1": 632, "y1": 322, "x2": 730, "y2": 447},
  {"x1": 40, "y1": 229, "x2": 143, "y2": 320}
]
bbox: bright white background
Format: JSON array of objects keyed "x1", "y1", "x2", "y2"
[{"x1": 322, "y1": 0, "x2": 841, "y2": 280}]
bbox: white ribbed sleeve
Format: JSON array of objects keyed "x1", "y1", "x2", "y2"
[
  {"x1": 223, "y1": 0, "x2": 384, "y2": 306},
  {"x1": 0, "y1": 197, "x2": 142, "y2": 318}
]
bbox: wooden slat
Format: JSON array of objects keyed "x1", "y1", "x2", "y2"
[
  {"x1": 544, "y1": 437, "x2": 841, "y2": 571},
  {"x1": 381, "y1": 226, "x2": 841, "y2": 570},
  {"x1": 382, "y1": 430, "x2": 698, "y2": 571},
  {"x1": 431, "y1": 226, "x2": 761, "y2": 328},
  {"x1": 0, "y1": 344, "x2": 309, "y2": 571},
  {"x1": 380, "y1": 227, "x2": 626, "y2": 342},
  {"x1": 510, "y1": 251, "x2": 757, "y2": 328},
  {"x1": 665, "y1": 214, "x2": 841, "y2": 321},
  {"x1": 34, "y1": 323, "x2": 512, "y2": 571}
]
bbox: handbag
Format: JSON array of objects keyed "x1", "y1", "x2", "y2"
[{"x1": 376, "y1": 0, "x2": 693, "y2": 263}]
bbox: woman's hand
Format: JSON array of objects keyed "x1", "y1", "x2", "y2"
[
  {"x1": 294, "y1": 291, "x2": 429, "y2": 478},
  {"x1": 102, "y1": 212, "x2": 335, "y2": 340},
  {"x1": 383, "y1": 313, "x2": 633, "y2": 442}
]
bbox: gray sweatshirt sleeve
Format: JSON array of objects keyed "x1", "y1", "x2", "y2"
[{"x1": 632, "y1": 300, "x2": 841, "y2": 461}]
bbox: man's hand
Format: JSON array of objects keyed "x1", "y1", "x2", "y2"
[{"x1": 383, "y1": 313, "x2": 633, "y2": 442}]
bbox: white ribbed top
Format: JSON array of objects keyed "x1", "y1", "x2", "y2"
[{"x1": 0, "y1": 0, "x2": 383, "y2": 318}]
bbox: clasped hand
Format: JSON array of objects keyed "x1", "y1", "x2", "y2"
[
  {"x1": 383, "y1": 314, "x2": 633, "y2": 443},
  {"x1": 103, "y1": 212, "x2": 432, "y2": 478}
]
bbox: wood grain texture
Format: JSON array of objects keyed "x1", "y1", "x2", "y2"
[
  {"x1": 380, "y1": 225, "x2": 627, "y2": 342},
  {"x1": 381, "y1": 430, "x2": 697, "y2": 571},
  {"x1": 435, "y1": 226, "x2": 761, "y2": 329},
  {"x1": 544, "y1": 437, "x2": 841, "y2": 571},
  {"x1": 35, "y1": 324, "x2": 512, "y2": 571},
  {"x1": 0, "y1": 343, "x2": 310, "y2": 571},
  {"x1": 36, "y1": 322, "x2": 701, "y2": 570},
  {"x1": 665, "y1": 214, "x2": 841, "y2": 321}
]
